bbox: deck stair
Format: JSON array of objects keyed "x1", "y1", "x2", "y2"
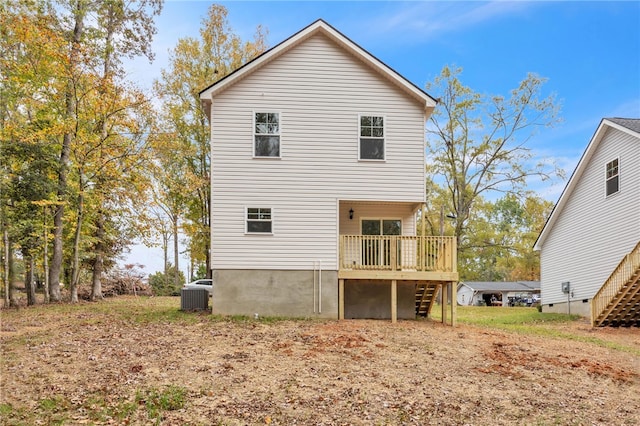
[
  {"x1": 592, "y1": 241, "x2": 640, "y2": 327},
  {"x1": 416, "y1": 282, "x2": 439, "y2": 317}
]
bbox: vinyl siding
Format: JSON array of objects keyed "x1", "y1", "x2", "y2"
[
  {"x1": 210, "y1": 33, "x2": 426, "y2": 270},
  {"x1": 540, "y1": 127, "x2": 640, "y2": 304}
]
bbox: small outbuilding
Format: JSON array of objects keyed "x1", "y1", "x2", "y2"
[{"x1": 457, "y1": 281, "x2": 540, "y2": 307}]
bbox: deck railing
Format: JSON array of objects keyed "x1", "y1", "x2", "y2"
[
  {"x1": 339, "y1": 235, "x2": 457, "y2": 272},
  {"x1": 591, "y1": 240, "x2": 640, "y2": 326}
]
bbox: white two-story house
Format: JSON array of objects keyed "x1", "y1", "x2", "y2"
[
  {"x1": 534, "y1": 118, "x2": 640, "y2": 326},
  {"x1": 199, "y1": 20, "x2": 458, "y2": 322}
]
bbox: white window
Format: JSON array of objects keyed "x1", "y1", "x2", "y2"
[
  {"x1": 359, "y1": 115, "x2": 385, "y2": 160},
  {"x1": 246, "y1": 207, "x2": 272, "y2": 233},
  {"x1": 254, "y1": 112, "x2": 280, "y2": 157},
  {"x1": 605, "y1": 158, "x2": 619, "y2": 196}
]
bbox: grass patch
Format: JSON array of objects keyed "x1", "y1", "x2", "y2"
[
  {"x1": 35, "y1": 396, "x2": 71, "y2": 425},
  {"x1": 136, "y1": 385, "x2": 186, "y2": 423},
  {"x1": 430, "y1": 305, "x2": 579, "y2": 328},
  {"x1": 0, "y1": 403, "x2": 31, "y2": 426},
  {"x1": 84, "y1": 393, "x2": 138, "y2": 423},
  {"x1": 431, "y1": 305, "x2": 640, "y2": 355},
  {"x1": 0, "y1": 403, "x2": 14, "y2": 416},
  {"x1": 221, "y1": 313, "x2": 310, "y2": 324},
  {"x1": 38, "y1": 395, "x2": 70, "y2": 412}
]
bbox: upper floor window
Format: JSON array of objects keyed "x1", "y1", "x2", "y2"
[
  {"x1": 246, "y1": 207, "x2": 272, "y2": 233},
  {"x1": 359, "y1": 115, "x2": 385, "y2": 160},
  {"x1": 254, "y1": 112, "x2": 280, "y2": 157},
  {"x1": 605, "y1": 158, "x2": 619, "y2": 196}
]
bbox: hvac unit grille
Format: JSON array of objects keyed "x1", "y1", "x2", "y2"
[{"x1": 180, "y1": 288, "x2": 209, "y2": 311}]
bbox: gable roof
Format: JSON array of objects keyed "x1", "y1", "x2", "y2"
[
  {"x1": 460, "y1": 281, "x2": 540, "y2": 292},
  {"x1": 199, "y1": 19, "x2": 437, "y2": 114},
  {"x1": 534, "y1": 117, "x2": 640, "y2": 250}
]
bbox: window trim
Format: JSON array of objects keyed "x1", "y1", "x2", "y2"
[
  {"x1": 605, "y1": 157, "x2": 620, "y2": 197},
  {"x1": 253, "y1": 111, "x2": 281, "y2": 159},
  {"x1": 245, "y1": 207, "x2": 273, "y2": 235},
  {"x1": 358, "y1": 114, "x2": 386, "y2": 161}
]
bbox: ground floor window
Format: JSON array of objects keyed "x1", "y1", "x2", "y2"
[{"x1": 246, "y1": 207, "x2": 272, "y2": 233}]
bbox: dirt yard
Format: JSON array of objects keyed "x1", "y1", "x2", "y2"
[{"x1": 1, "y1": 297, "x2": 639, "y2": 425}]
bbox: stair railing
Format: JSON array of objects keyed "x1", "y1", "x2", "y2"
[{"x1": 591, "y1": 240, "x2": 640, "y2": 326}]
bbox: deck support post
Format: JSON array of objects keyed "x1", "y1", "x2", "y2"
[
  {"x1": 391, "y1": 279, "x2": 397, "y2": 323},
  {"x1": 451, "y1": 281, "x2": 457, "y2": 327},
  {"x1": 441, "y1": 283, "x2": 448, "y2": 325},
  {"x1": 338, "y1": 279, "x2": 344, "y2": 320}
]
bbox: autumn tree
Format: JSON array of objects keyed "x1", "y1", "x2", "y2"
[
  {"x1": 152, "y1": 4, "x2": 267, "y2": 277},
  {"x1": 425, "y1": 65, "x2": 562, "y2": 266},
  {"x1": 1, "y1": 0, "x2": 162, "y2": 303},
  {"x1": 0, "y1": 1, "x2": 66, "y2": 305},
  {"x1": 86, "y1": 0, "x2": 162, "y2": 301},
  {"x1": 145, "y1": 133, "x2": 189, "y2": 289},
  {"x1": 456, "y1": 194, "x2": 553, "y2": 281}
]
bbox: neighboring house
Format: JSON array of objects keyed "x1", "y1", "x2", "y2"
[
  {"x1": 199, "y1": 20, "x2": 458, "y2": 323},
  {"x1": 457, "y1": 281, "x2": 540, "y2": 307},
  {"x1": 534, "y1": 118, "x2": 640, "y2": 325}
]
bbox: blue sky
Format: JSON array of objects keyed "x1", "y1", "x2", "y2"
[{"x1": 125, "y1": 1, "x2": 640, "y2": 274}]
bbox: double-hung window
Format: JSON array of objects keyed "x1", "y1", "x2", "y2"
[
  {"x1": 246, "y1": 208, "x2": 272, "y2": 233},
  {"x1": 254, "y1": 112, "x2": 280, "y2": 157},
  {"x1": 605, "y1": 158, "x2": 619, "y2": 196},
  {"x1": 359, "y1": 115, "x2": 385, "y2": 160}
]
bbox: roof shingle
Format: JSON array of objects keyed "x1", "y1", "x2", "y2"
[{"x1": 607, "y1": 117, "x2": 640, "y2": 134}]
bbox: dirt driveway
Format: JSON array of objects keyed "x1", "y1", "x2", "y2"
[{"x1": 1, "y1": 297, "x2": 639, "y2": 425}]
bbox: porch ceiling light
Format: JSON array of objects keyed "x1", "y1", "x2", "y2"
[{"x1": 349, "y1": 208, "x2": 354, "y2": 220}]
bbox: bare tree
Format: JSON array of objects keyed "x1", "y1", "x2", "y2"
[{"x1": 426, "y1": 65, "x2": 563, "y2": 256}]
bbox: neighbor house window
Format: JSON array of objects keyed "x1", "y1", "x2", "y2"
[
  {"x1": 246, "y1": 208, "x2": 272, "y2": 233},
  {"x1": 359, "y1": 115, "x2": 385, "y2": 160},
  {"x1": 254, "y1": 112, "x2": 280, "y2": 157},
  {"x1": 605, "y1": 158, "x2": 619, "y2": 196}
]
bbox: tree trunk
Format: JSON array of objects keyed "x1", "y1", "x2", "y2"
[
  {"x1": 3, "y1": 227, "x2": 9, "y2": 307},
  {"x1": 163, "y1": 230, "x2": 169, "y2": 276},
  {"x1": 50, "y1": 1, "x2": 85, "y2": 302},
  {"x1": 49, "y1": 156, "x2": 67, "y2": 302},
  {"x1": 26, "y1": 256, "x2": 36, "y2": 306},
  {"x1": 90, "y1": 213, "x2": 105, "y2": 301},
  {"x1": 90, "y1": 253, "x2": 104, "y2": 300},
  {"x1": 89, "y1": 3, "x2": 115, "y2": 300},
  {"x1": 8, "y1": 241, "x2": 17, "y2": 307},
  {"x1": 42, "y1": 206, "x2": 50, "y2": 303},
  {"x1": 173, "y1": 215, "x2": 179, "y2": 287},
  {"x1": 70, "y1": 186, "x2": 84, "y2": 303}
]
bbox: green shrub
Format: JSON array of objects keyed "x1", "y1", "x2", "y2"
[{"x1": 148, "y1": 266, "x2": 185, "y2": 296}]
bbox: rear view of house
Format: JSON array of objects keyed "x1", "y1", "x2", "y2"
[
  {"x1": 199, "y1": 20, "x2": 458, "y2": 322},
  {"x1": 534, "y1": 118, "x2": 640, "y2": 326}
]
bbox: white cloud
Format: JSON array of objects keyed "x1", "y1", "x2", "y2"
[
  {"x1": 369, "y1": 1, "x2": 536, "y2": 41},
  {"x1": 607, "y1": 98, "x2": 640, "y2": 118}
]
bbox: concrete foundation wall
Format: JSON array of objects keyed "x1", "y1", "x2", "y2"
[
  {"x1": 212, "y1": 269, "x2": 338, "y2": 318},
  {"x1": 542, "y1": 299, "x2": 591, "y2": 318},
  {"x1": 344, "y1": 280, "x2": 415, "y2": 319}
]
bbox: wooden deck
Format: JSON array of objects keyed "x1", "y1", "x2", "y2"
[
  {"x1": 592, "y1": 241, "x2": 640, "y2": 327},
  {"x1": 338, "y1": 235, "x2": 459, "y2": 324}
]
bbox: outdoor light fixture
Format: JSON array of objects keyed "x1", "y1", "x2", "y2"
[{"x1": 349, "y1": 208, "x2": 354, "y2": 220}]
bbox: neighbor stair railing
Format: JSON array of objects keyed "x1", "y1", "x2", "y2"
[{"x1": 591, "y1": 240, "x2": 640, "y2": 326}]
